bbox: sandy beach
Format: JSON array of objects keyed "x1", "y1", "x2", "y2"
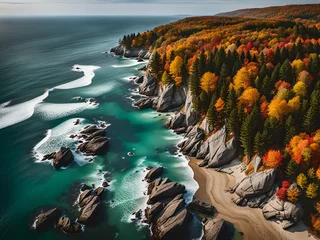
[{"x1": 189, "y1": 157, "x2": 315, "y2": 240}]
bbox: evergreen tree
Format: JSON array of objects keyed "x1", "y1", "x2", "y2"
[
  {"x1": 259, "y1": 64, "x2": 267, "y2": 81},
  {"x1": 273, "y1": 47, "x2": 280, "y2": 65},
  {"x1": 150, "y1": 51, "x2": 161, "y2": 81},
  {"x1": 227, "y1": 108, "x2": 240, "y2": 138},
  {"x1": 286, "y1": 160, "x2": 298, "y2": 178},
  {"x1": 207, "y1": 95, "x2": 218, "y2": 127},
  {"x1": 214, "y1": 47, "x2": 226, "y2": 75},
  {"x1": 303, "y1": 89, "x2": 320, "y2": 133},
  {"x1": 261, "y1": 75, "x2": 272, "y2": 100},
  {"x1": 199, "y1": 49, "x2": 207, "y2": 77},
  {"x1": 240, "y1": 51, "x2": 245, "y2": 64},
  {"x1": 253, "y1": 131, "x2": 266, "y2": 155},
  {"x1": 232, "y1": 60, "x2": 241, "y2": 77},
  {"x1": 199, "y1": 91, "x2": 210, "y2": 114},
  {"x1": 161, "y1": 71, "x2": 172, "y2": 85},
  {"x1": 225, "y1": 87, "x2": 237, "y2": 117},
  {"x1": 206, "y1": 52, "x2": 215, "y2": 73},
  {"x1": 189, "y1": 58, "x2": 201, "y2": 97},
  {"x1": 280, "y1": 47, "x2": 289, "y2": 63},
  {"x1": 284, "y1": 115, "x2": 297, "y2": 144},
  {"x1": 280, "y1": 59, "x2": 293, "y2": 84}
]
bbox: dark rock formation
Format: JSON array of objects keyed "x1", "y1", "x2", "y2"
[
  {"x1": 57, "y1": 216, "x2": 82, "y2": 234},
  {"x1": 188, "y1": 199, "x2": 215, "y2": 214},
  {"x1": 52, "y1": 147, "x2": 74, "y2": 169},
  {"x1": 86, "y1": 129, "x2": 105, "y2": 141},
  {"x1": 81, "y1": 125, "x2": 99, "y2": 135},
  {"x1": 35, "y1": 208, "x2": 62, "y2": 231},
  {"x1": 78, "y1": 136, "x2": 109, "y2": 155},
  {"x1": 148, "y1": 181, "x2": 185, "y2": 204},
  {"x1": 135, "y1": 75, "x2": 144, "y2": 83},
  {"x1": 145, "y1": 166, "x2": 164, "y2": 183},
  {"x1": 202, "y1": 218, "x2": 226, "y2": 240}
]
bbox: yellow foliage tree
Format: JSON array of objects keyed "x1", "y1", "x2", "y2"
[
  {"x1": 296, "y1": 173, "x2": 308, "y2": 189},
  {"x1": 238, "y1": 87, "x2": 260, "y2": 109},
  {"x1": 215, "y1": 98, "x2": 225, "y2": 112},
  {"x1": 287, "y1": 188, "x2": 300, "y2": 203},
  {"x1": 306, "y1": 183, "x2": 319, "y2": 199},
  {"x1": 200, "y1": 72, "x2": 218, "y2": 93},
  {"x1": 233, "y1": 67, "x2": 250, "y2": 92},
  {"x1": 268, "y1": 98, "x2": 290, "y2": 122},
  {"x1": 317, "y1": 168, "x2": 320, "y2": 180},
  {"x1": 174, "y1": 76, "x2": 183, "y2": 86},
  {"x1": 287, "y1": 96, "x2": 301, "y2": 112},
  {"x1": 291, "y1": 59, "x2": 305, "y2": 74},
  {"x1": 293, "y1": 81, "x2": 307, "y2": 97},
  {"x1": 169, "y1": 56, "x2": 183, "y2": 86}
]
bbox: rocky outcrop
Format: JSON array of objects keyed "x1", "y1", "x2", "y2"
[
  {"x1": 199, "y1": 117, "x2": 213, "y2": 135},
  {"x1": 143, "y1": 178, "x2": 193, "y2": 240},
  {"x1": 179, "y1": 126, "x2": 205, "y2": 156},
  {"x1": 134, "y1": 97, "x2": 156, "y2": 110},
  {"x1": 168, "y1": 112, "x2": 186, "y2": 129},
  {"x1": 207, "y1": 138, "x2": 237, "y2": 168},
  {"x1": 110, "y1": 45, "x2": 149, "y2": 58},
  {"x1": 57, "y1": 216, "x2": 82, "y2": 234},
  {"x1": 156, "y1": 84, "x2": 186, "y2": 112},
  {"x1": 188, "y1": 199, "x2": 215, "y2": 214},
  {"x1": 35, "y1": 208, "x2": 62, "y2": 231},
  {"x1": 145, "y1": 166, "x2": 164, "y2": 183},
  {"x1": 231, "y1": 169, "x2": 276, "y2": 206},
  {"x1": 196, "y1": 126, "x2": 226, "y2": 161},
  {"x1": 52, "y1": 147, "x2": 74, "y2": 169},
  {"x1": 262, "y1": 184, "x2": 304, "y2": 229},
  {"x1": 139, "y1": 70, "x2": 157, "y2": 96},
  {"x1": 202, "y1": 218, "x2": 226, "y2": 240},
  {"x1": 77, "y1": 187, "x2": 104, "y2": 225},
  {"x1": 183, "y1": 90, "x2": 199, "y2": 127},
  {"x1": 252, "y1": 155, "x2": 262, "y2": 173},
  {"x1": 78, "y1": 136, "x2": 109, "y2": 155}
]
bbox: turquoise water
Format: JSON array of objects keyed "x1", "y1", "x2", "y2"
[{"x1": 0, "y1": 17, "x2": 198, "y2": 239}]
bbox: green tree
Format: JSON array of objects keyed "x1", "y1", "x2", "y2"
[
  {"x1": 150, "y1": 51, "x2": 161, "y2": 81},
  {"x1": 286, "y1": 160, "x2": 298, "y2": 178},
  {"x1": 227, "y1": 108, "x2": 240, "y2": 138},
  {"x1": 189, "y1": 58, "x2": 201, "y2": 97},
  {"x1": 225, "y1": 87, "x2": 237, "y2": 116},
  {"x1": 207, "y1": 95, "x2": 218, "y2": 127},
  {"x1": 161, "y1": 71, "x2": 172, "y2": 85},
  {"x1": 280, "y1": 59, "x2": 293, "y2": 84},
  {"x1": 284, "y1": 115, "x2": 297, "y2": 144},
  {"x1": 303, "y1": 89, "x2": 320, "y2": 133}
]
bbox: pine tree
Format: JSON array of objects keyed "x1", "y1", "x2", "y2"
[
  {"x1": 199, "y1": 91, "x2": 210, "y2": 114},
  {"x1": 286, "y1": 160, "x2": 298, "y2": 178},
  {"x1": 284, "y1": 115, "x2": 297, "y2": 144},
  {"x1": 303, "y1": 89, "x2": 320, "y2": 133},
  {"x1": 226, "y1": 108, "x2": 239, "y2": 138},
  {"x1": 253, "y1": 131, "x2": 266, "y2": 155},
  {"x1": 214, "y1": 47, "x2": 226, "y2": 75},
  {"x1": 280, "y1": 59, "x2": 293, "y2": 84},
  {"x1": 199, "y1": 49, "x2": 207, "y2": 77},
  {"x1": 150, "y1": 51, "x2": 161, "y2": 81},
  {"x1": 207, "y1": 95, "x2": 218, "y2": 127},
  {"x1": 259, "y1": 64, "x2": 267, "y2": 81},
  {"x1": 261, "y1": 75, "x2": 272, "y2": 100},
  {"x1": 225, "y1": 87, "x2": 237, "y2": 116},
  {"x1": 170, "y1": 50, "x2": 175, "y2": 61},
  {"x1": 280, "y1": 47, "x2": 289, "y2": 63},
  {"x1": 273, "y1": 47, "x2": 280, "y2": 65},
  {"x1": 232, "y1": 60, "x2": 241, "y2": 77},
  {"x1": 240, "y1": 105, "x2": 260, "y2": 160},
  {"x1": 161, "y1": 71, "x2": 172, "y2": 85},
  {"x1": 189, "y1": 58, "x2": 201, "y2": 97}
]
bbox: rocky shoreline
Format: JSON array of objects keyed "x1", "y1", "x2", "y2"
[{"x1": 110, "y1": 44, "x2": 308, "y2": 239}]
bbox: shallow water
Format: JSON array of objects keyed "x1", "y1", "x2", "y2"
[{"x1": 0, "y1": 16, "x2": 199, "y2": 239}]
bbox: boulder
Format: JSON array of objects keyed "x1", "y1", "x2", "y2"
[
  {"x1": 180, "y1": 126, "x2": 205, "y2": 155},
  {"x1": 231, "y1": 169, "x2": 276, "y2": 199},
  {"x1": 174, "y1": 127, "x2": 186, "y2": 135},
  {"x1": 81, "y1": 125, "x2": 99, "y2": 135},
  {"x1": 188, "y1": 199, "x2": 215, "y2": 214},
  {"x1": 35, "y1": 208, "x2": 62, "y2": 231},
  {"x1": 42, "y1": 152, "x2": 56, "y2": 161},
  {"x1": 202, "y1": 218, "x2": 226, "y2": 240},
  {"x1": 78, "y1": 198, "x2": 101, "y2": 225},
  {"x1": 262, "y1": 184, "x2": 304, "y2": 229},
  {"x1": 110, "y1": 45, "x2": 124, "y2": 56},
  {"x1": 94, "y1": 187, "x2": 104, "y2": 198},
  {"x1": 138, "y1": 49, "x2": 149, "y2": 58},
  {"x1": 199, "y1": 117, "x2": 213, "y2": 135},
  {"x1": 252, "y1": 155, "x2": 262, "y2": 173},
  {"x1": 78, "y1": 136, "x2": 109, "y2": 155},
  {"x1": 86, "y1": 129, "x2": 105, "y2": 141},
  {"x1": 135, "y1": 75, "x2": 144, "y2": 84},
  {"x1": 207, "y1": 138, "x2": 237, "y2": 168},
  {"x1": 153, "y1": 205, "x2": 190, "y2": 240},
  {"x1": 134, "y1": 97, "x2": 153, "y2": 109},
  {"x1": 148, "y1": 181, "x2": 185, "y2": 204},
  {"x1": 156, "y1": 84, "x2": 186, "y2": 112},
  {"x1": 57, "y1": 216, "x2": 81, "y2": 234},
  {"x1": 196, "y1": 126, "x2": 226, "y2": 160},
  {"x1": 184, "y1": 90, "x2": 199, "y2": 127},
  {"x1": 188, "y1": 140, "x2": 203, "y2": 157},
  {"x1": 145, "y1": 167, "x2": 164, "y2": 182},
  {"x1": 168, "y1": 112, "x2": 186, "y2": 130},
  {"x1": 139, "y1": 70, "x2": 157, "y2": 96},
  {"x1": 52, "y1": 147, "x2": 74, "y2": 169}
]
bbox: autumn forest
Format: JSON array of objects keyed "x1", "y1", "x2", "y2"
[{"x1": 120, "y1": 5, "x2": 320, "y2": 236}]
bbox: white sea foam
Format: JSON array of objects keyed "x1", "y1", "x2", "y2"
[
  {"x1": 111, "y1": 60, "x2": 146, "y2": 68},
  {"x1": 0, "y1": 91, "x2": 49, "y2": 130},
  {"x1": 33, "y1": 118, "x2": 85, "y2": 161},
  {"x1": 81, "y1": 82, "x2": 117, "y2": 97},
  {"x1": 122, "y1": 76, "x2": 137, "y2": 81},
  {"x1": 54, "y1": 65, "x2": 101, "y2": 90},
  {"x1": 35, "y1": 102, "x2": 96, "y2": 121}
]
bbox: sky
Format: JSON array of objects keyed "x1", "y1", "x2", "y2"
[{"x1": 0, "y1": 0, "x2": 319, "y2": 16}]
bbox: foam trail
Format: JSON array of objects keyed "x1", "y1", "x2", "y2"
[
  {"x1": 55, "y1": 65, "x2": 101, "y2": 90},
  {"x1": 0, "y1": 91, "x2": 49, "y2": 130},
  {"x1": 33, "y1": 118, "x2": 85, "y2": 161},
  {"x1": 35, "y1": 102, "x2": 97, "y2": 121},
  {"x1": 112, "y1": 60, "x2": 146, "y2": 68}
]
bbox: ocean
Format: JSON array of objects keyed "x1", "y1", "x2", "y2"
[{"x1": 0, "y1": 16, "x2": 199, "y2": 240}]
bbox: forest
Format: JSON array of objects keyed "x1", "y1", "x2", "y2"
[{"x1": 120, "y1": 11, "x2": 320, "y2": 235}]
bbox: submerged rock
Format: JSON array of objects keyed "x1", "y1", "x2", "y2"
[
  {"x1": 35, "y1": 208, "x2": 62, "y2": 232},
  {"x1": 57, "y1": 216, "x2": 82, "y2": 234},
  {"x1": 52, "y1": 147, "x2": 74, "y2": 169}
]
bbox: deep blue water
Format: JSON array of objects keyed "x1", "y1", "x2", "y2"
[{"x1": 0, "y1": 16, "x2": 199, "y2": 240}]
